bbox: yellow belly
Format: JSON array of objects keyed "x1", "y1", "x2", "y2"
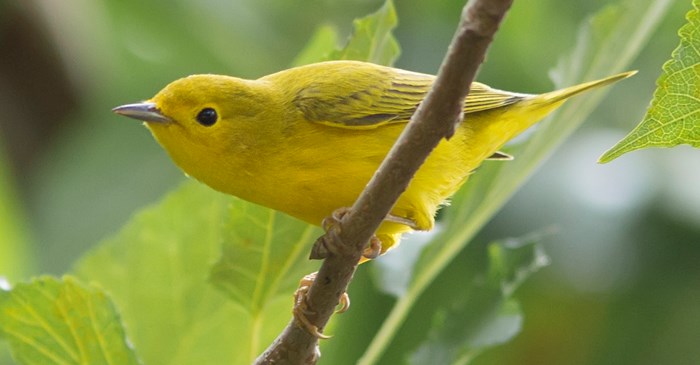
[{"x1": 220, "y1": 112, "x2": 506, "y2": 253}]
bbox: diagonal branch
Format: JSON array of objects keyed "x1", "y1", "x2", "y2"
[{"x1": 254, "y1": 0, "x2": 514, "y2": 363}]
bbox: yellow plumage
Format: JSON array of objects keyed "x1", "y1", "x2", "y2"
[{"x1": 114, "y1": 60, "x2": 634, "y2": 255}]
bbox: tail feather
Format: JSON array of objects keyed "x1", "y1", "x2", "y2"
[
  {"x1": 476, "y1": 70, "x2": 637, "y2": 154},
  {"x1": 540, "y1": 71, "x2": 637, "y2": 104}
]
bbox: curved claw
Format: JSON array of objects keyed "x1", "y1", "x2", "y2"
[
  {"x1": 362, "y1": 236, "x2": 383, "y2": 260},
  {"x1": 321, "y1": 207, "x2": 351, "y2": 232},
  {"x1": 293, "y1": 302, "x2": 331, "y2": 339},
  {"x1": 293, "y1": 277, "x2": 331, "y2": 339},
  {"x1": 292, "y1": 272, "x2": 351, "y2": 339},
  {"x1": 335, "y1": 293, "x2": 351, "y2": 314}
]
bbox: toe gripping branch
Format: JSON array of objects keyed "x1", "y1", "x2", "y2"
[
  {"x1": 310, "y1": 207, "x2": 383, "y2": 261},
  {"x1": 293, "y1": 272, "x2": 350, "y2": 339},
  {"x1": 309, "y1": 207, "x2": 352, "y2": 260}
]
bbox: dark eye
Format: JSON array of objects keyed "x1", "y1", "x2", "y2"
[{"x1": 196, "y1": 108, "x2": 218, "y2": 126}]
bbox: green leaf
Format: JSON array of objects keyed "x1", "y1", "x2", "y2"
[
  {"x1": 327, "y1": 0, "x2": 400, "y2": 66},
  {"x1": 600, "y1": 0, "x2": 700, "y2": 162},
  {"x1": 360, "y1": 1, "x2": 671, "y2": 363},
  {"x1": 293, "y1": 0, "x2": 400, "y2": 67},
  {"x1": 292, "y1": 25, "x2": 341, "y2": 67},
  {"x1": 209, "y1": 200, "x2": 321, "y2": 314},
  {"x1": 0, "y1": 276, "x2": 139, "y2": 365},
  {"x1": 412, "y1": 300, "x2": 522, "y2": 365},
  {"x1": 73, "y1": 182, "x2": 231, "y2": 364},
  {"x1": 73, "y1": 181, "x2": 317, "y2": 365},
  {"x1": 293, "y1": 0, "x2": 400, "y2": 68},
  {"x1": 409, "y1": 238, "x2": 549, "y2": 365}
]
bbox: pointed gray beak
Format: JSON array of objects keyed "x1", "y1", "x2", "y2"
[{"x1": 112, "y1": 102, "x2": 171, "y2": 123}]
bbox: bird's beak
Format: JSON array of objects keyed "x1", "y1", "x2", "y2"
[{"x1": 112, "y1": 102, "x2": 171, "y2": 123}]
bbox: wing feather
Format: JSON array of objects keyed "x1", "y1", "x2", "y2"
[{"x1": 293, "y1": 66, "x2": 529, "y2": 129}]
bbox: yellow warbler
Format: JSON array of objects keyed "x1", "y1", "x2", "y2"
[{"x1": 114, "y1": 60, "x2": 634, "y2": 256}]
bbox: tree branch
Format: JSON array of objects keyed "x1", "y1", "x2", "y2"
[{"x1": 254, "y1": 0, "x2": 514, "y2": 363}]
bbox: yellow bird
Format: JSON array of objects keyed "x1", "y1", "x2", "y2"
[{"x1": 114, "y1": 60, "x2": 634, "y2": 257}]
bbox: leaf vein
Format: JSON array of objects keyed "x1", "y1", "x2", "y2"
[{"x1": 15, "y1": 287, "x2": 80, "y2": 362}]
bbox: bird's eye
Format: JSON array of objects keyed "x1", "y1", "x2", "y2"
[{"x1": 196, "y1": 108, "x2": 218, "y2": 126}]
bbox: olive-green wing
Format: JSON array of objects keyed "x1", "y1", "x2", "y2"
[{"x1": 294, "y1": 69, "x2": 529, "y2": 130}]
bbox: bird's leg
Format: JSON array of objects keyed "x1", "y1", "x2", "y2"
[{"x1": 292, "y1": 272, "x2": 350, "y2": 339}]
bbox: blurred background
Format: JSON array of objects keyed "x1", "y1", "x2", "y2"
[{"x1": 0, "y1": 0, "x2": 698, "y2": 364}]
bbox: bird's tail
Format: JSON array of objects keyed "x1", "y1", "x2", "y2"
[
  {"x1": 466, "y1": 70, "x2": 637, "y2": 164},
  {"x1": 537, "y1": 70, "x2": 637, "y2": 105}
]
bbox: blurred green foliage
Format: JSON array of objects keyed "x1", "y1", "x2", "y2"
[
  {"x1": 0, "y1": 141, "x2": 32, "y2": 282},
  {"x1": 410, "y1": 237, "x2": 550, "y2": 365},
  {"x1": 0, "y1": 276, "x2": 139, "y2": 365},
  {"x1": 1, "y1": 0, "x2": 699, "y2": 364}
]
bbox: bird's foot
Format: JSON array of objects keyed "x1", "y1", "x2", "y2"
[
  {"x1": 310, "y1": 208, "x2": 417, "y2": 260},
  {"x1": 292, "y1": 272, "x2": 350, "y2": 338},
  {"x1": 362, "y1": 236, "x2": 382, "y2": 260},
  {"x1": 309, "y1": 208, "x2": 349, "y2": 260}
]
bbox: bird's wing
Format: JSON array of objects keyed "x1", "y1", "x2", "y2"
[{"x1": 294, "y1": 70, "x2": 528, "y2": 130}]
